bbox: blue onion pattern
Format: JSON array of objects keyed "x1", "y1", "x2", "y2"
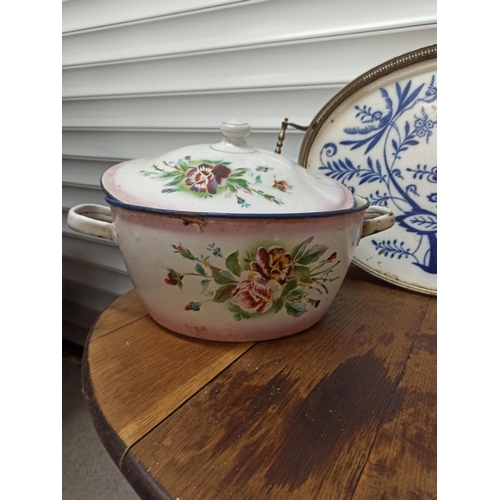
[{"x1": 318, "y1": 76, "x2": 437, "y2": 275}]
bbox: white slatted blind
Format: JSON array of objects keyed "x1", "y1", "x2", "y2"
[{"x1": 62, "y1": 0, "x2": 437, "y2": 335}]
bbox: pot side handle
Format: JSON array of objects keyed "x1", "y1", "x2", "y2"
[
  {"x1": 361, "y1": 206, "x2": 395, "y2": 239},
  {"x1": 67, "y1": 204, "x2": 119, "y2": 244}
]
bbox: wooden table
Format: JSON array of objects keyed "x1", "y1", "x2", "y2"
[{"x1": 82, "y1": 267, "x2": 436, "y2": 500}]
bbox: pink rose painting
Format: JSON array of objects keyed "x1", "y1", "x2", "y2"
[
  {"x1": 165, "y1": 238, "x2": 342, "y2": 321},
  {"x1": 272, "y1": 178, "x2": 293, "y2": 193},
  {"x1": 231, "y1": 271, "x2": 280, "y2": 314}
]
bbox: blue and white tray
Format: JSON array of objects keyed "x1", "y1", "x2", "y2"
[{"x1": 299, "y1": 45, "x2": 437, "y2": 296}]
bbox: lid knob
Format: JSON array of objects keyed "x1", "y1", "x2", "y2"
[{"x1": 211, "y1": 119, "x2": 257, "y2": 153}]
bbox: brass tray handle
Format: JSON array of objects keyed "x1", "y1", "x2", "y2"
[{"x1": 274, "y1": 118, "x2": 309, "y2": 154}]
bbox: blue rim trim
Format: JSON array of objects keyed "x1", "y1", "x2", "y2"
[
  {"x1": 104, "y1": 195, "x2": 370, "y2": 220},
  {"x1": 102, "y1": 177, "x2": 368, "y2": 219}
]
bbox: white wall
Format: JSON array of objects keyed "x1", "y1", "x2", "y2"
[{"x1": 62, "y1": 0, "x2": 437, "y2": 335}]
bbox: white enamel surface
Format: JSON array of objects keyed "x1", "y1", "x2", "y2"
[
  {"x1": 306, "y1": 58, "x2": 437, "y2": 294},
  {"x1": 103, "y1": 121, "x2": 354, "y2": 214},
  {"x1": 111, "y1": 204, "x2": 364, "y2": 341}
]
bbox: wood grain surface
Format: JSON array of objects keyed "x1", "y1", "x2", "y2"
[
  {"x1": 83, "y1": 269, "x2": 437, "y2": 499},
  {"x1": 83, "y1": 303, "x2": 254, "y2": 465},
  {"x1": 118, "y1": 274, "x2": 434, "y2": 499},
  {"x1": 352, "y1": 301, "x2": 437, "y2": 500},
  {"x1": 90, "y1": 289, "x2": 148, "y2": 341}
]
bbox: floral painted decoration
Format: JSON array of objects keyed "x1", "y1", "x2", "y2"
[
  {"x1": 185, "y1": 163, "x2": 231, "y2": 194},
  {"x1": 272, "y1": 176, "x2": 293, "y2": 193},
  {"x1": 141, "y1": 157, "x2": 292, "y2": 209},
  {"x1": 165, "y1": 238, "x2": 341, "y2": 321}
]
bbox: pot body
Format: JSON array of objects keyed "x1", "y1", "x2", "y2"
[
  {"x1": 111, "y1": 207, "x2": 363, "y2": 341},
  {"x1": 67, "y1": 196, "x2": 394, "y2": 341}
]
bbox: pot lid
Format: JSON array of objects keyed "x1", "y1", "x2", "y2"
[{"x1": 102, "y1": 119, "x2": 354, "y2": 216}]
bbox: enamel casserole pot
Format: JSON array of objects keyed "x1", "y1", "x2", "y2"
[{"x1": 67, "y1": 119, "x2": 394, "y2": 342}]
